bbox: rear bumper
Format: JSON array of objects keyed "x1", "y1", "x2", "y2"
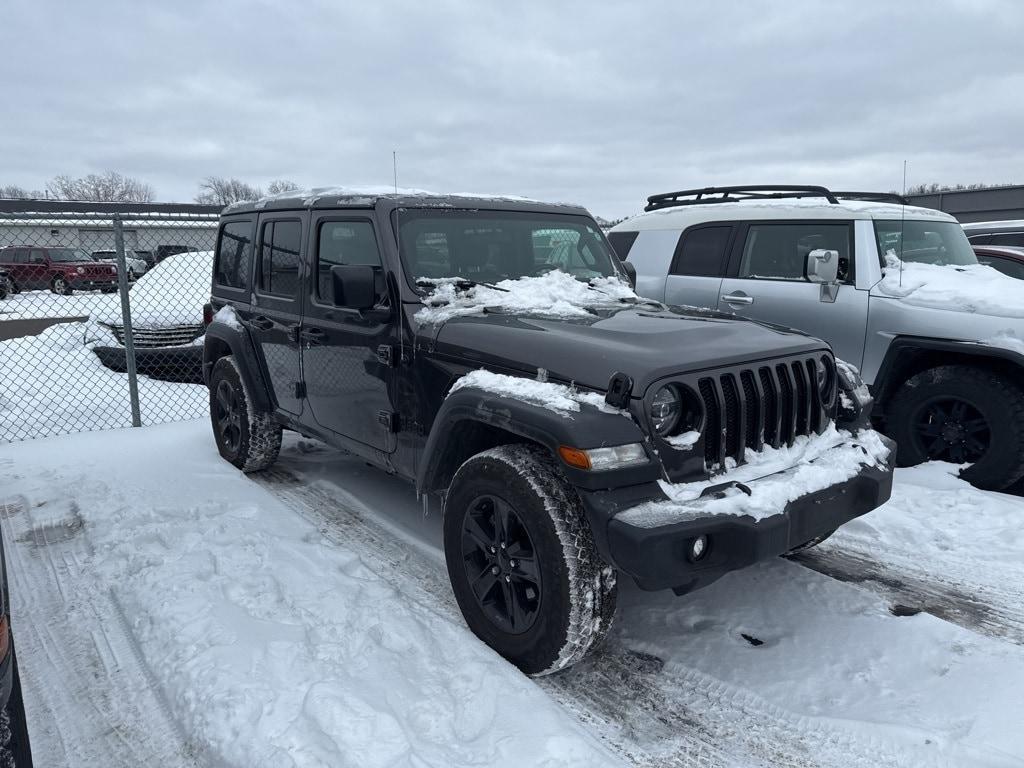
[
  {"x1": 588, "y1": 436, "x2": 895, "y2": 594},
  {"x1": 93, "y1": 344, "x2": 203, "y2": 383}
]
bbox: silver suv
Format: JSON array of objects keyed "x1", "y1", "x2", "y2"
[{"x1": 611, "y1": 185, "x2": 1024, "y2": 490}]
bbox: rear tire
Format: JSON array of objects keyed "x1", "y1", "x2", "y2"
[
  {"x1": 209, "y1": 356, "x2": 282, "y2": 473},
  {"x1": 444, "y1": 444, "x2": 617, "y2": 676},
  {"x1": 888, "y1": 365, "x2": 1024, "y2": 490},
  {"x1": 51, "y1": 276, "x2": 72, "y2": 295}
]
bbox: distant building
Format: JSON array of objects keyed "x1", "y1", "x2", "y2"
[
  {"x1": 0, "y1": 199, "x2": 221, "y2": 255},
  {"x1": 905, "y1": 185, "x2": 1024, "y2": 224}
]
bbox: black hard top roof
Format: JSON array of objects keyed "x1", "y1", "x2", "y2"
[{"x1": 223, "y1": 188, "x2": 590, "y2": 217}]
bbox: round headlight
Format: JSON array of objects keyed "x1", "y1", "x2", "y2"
[
  {"x1": 76, "y1": 266, "x2": 85, "y2": 274},
  {"x1": 651, "y1": 386, "x2": 682, "y2": 436},
  {"x1": 817, "y1": 355, "x2": 835, "y2": 402}
]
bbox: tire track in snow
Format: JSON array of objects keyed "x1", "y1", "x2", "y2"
[
  {"x1": 0, "y1": 493, "x2": 205, "y2": 768},
  {"x1": 789, "y1": 547, "x2": 1024, "y2": 646},
  {"x1": 255, "y1": 460, "x2": 960, "y2": 768}
]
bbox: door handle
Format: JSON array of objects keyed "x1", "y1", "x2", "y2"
[
  {"x1": 300, "y1": 327, "x2": 326, "y2": 345},
  {"x1": 721, "y1": 293, "x2": 754, "y2": 306},
  {"x1": 248, "y1": 315, "x2": 274, "y2": 331}
]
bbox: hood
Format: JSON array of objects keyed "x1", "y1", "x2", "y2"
[
  {"x1": 421, "y1": 305, "x2": 827, "y2": 395},
  {"x1": 872, "y1": 259, "x2": 1024, "y2": 320}
]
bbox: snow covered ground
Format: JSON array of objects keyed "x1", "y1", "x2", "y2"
[
  {"x1": 0, "y1": 288, "x2": 113, "y2": 322},
  {"x1": 0, "y1": 321, "x2": 206, "y2": 440},
  {"x1": 2, "y1": 422, "x2": 1024, "y2": 767}
]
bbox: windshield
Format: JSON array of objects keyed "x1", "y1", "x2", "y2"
[
  {"x1": 396, "y1": 210, "x2": 620, "y2": 288},
  {"x1": 874, "y1": 220, "x2": 978, "y2": 267},
  {"x1": 48, "y1": 248, "x2": 93, "y2": 263}
]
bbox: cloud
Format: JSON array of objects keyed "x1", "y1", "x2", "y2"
[{"x1": 3, "y1": 0, "x2": 1023, "y2": 218}]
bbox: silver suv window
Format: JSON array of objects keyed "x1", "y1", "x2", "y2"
[
  {"x1": 874, "y1": 220, "x2": 977, "y2": 267},
  {"x1": 737, "y1": 222, "x2": 852, "y2": 282}
]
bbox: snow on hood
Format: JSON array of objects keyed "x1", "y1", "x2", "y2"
[
  {"x1": 875, "y1": 255, "x2": 1024, "y2": 318},
  {"x1": 449, "y1": 369, "x2": 624, "y2": 416},
  {"x1": 415, "y1": 270, "x2": 640, "y2": 325},
  {"x1": 93, "y1": 251, "x2": 213, "y2": 328},
  {"x1": 617, "y1": 426, "x2": 892, "y2": 528}
]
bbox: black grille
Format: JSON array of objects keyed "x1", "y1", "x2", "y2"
[{"x1": 688, "y1": 355, "x2": 832, "y2": 471}]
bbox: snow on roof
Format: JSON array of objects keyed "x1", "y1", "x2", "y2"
[
  {"x1": 875, "y1": 256, "x2": 1024, "y2": 319},
  {"x1": 613, "y1": 197, "x2": 955, "y2": 232},
  {"x1": 617, "y1": 425, "x2": 892, "y2": 528},
  {"x1": 231, "y1": 186, "x2": 577, "y2": 212},
  {"x1": 962, "y1": 219, "x2": 1024, "y2": 231},
  {"x1": 414, "y1": 270, "x2": 640, "y2": 325},
  {"x1": 449, "y1": 369, "x2": 623, "y2": 417}
]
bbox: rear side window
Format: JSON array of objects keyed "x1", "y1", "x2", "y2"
[
  {"x1": 671, "y1": 226, "x2": 731, "y2": 277},
  {"x1": 990, "y1": 232, "x2": 1024, "y2": 247},
  {"x1": 738, "y1": 223, "x2": 852, "y2": 282},
  {"x1": 315, "y1": 221, "x2": 381, "y2": 299},
  {"x1": 607, "y1": 231, "x2": 639, "y2": 260},
  {"x1": 215, "y1": 220, "x2": 253, "y2": 290},
  {"x1": 258, "y1": 220, "x2": 302, "y2": 298},
  {"x1": 967, "y1": 233, "x2": 992, "y2": 245}
]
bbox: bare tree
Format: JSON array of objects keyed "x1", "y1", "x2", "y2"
[
  {"x1": 1, "y1": 184, "x2": 35, "y2": 199},
  {"x1": 907, "y1": 181, "x2": 1017, "y2": 195},
  {"x1": 195, "y1": 177, "x2": 264, "y2": 206},
  {"x1": 46, "y1": 171, "x2": 155, "y2": 202},
  {"x1": 266, "y1": 179, "x2": 299, "y2": 196}
]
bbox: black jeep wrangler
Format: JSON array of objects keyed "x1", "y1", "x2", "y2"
[{"x1": 203, "y1": 189, "x2": 894, "y2": 675}]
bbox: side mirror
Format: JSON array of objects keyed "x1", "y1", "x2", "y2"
[
  {"x1": 621, "y1": 260, "x2": 637, "y2": 289},
  {"x1": 806, "y1": 249, "x2": 839, "y2": 284},
  {"x1": 331, "y1": 264, "x2": 378, "y2": 310}
]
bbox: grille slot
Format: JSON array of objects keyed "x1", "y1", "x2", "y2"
[
  {"x1": 698, "y1": 378, "x2": 722, "y2": 468},
  {"x1": 791, "y1": 361, "x2": 809, "y2": 436},
  {"x1": 741, "y1": 370, "x2": 761, "y2": 451},
  {"x1": 721, "y1": 374, "x2": 742, "y2": 462},
  {"x1": 759, "y1": 367, "x2": 779, "y2": 448}
]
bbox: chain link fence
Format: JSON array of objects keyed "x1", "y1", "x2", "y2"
[{"x1": 0, "y1": 209, "x2": 218, "y2": 442}]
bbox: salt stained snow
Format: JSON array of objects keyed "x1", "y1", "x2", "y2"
[
  {"x1": 415, "y1": 271, "x2": 639, "y2": 324},
  {"x1": 618, "y1": 425, "x2": 892, "y2": 527},
  {"x1": 875, "y1": 255, "x2": 1024, "y2": 318}
]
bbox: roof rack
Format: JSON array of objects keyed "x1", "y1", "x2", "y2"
[
  {"x1": 644, "y1": 185, "x2": 840, "y2": 212},
  {"x1": 832, "y1": 191, "x2": 910, "y2": 205}
]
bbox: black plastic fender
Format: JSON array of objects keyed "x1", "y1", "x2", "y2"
[
  {"x1": 416, "y1": 386, "x2": 660, "y2": 498},
  {"x1": 202, "y1": 320, "x2": 274, "y2": 412}
]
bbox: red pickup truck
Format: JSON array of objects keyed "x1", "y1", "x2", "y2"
[{"x1": 0, "y1": 246, "x2": 118, "y2": 295}]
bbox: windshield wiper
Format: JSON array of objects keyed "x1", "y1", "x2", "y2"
[{"x1": 416, "y1": 278, "x2": 509, "y2": 293}]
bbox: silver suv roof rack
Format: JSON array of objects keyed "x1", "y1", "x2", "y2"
[{"x1": 644, "y1": 185, "x2": 840, "y2": 212}]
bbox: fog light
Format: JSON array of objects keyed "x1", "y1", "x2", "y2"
[{"x1": 691, "y1": 535, "x2": 708, "y2": 561}]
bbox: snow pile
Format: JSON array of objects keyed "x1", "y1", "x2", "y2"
[
  {"x1": 416, "y1": 271, "x2": 638, "y2": 324},
  {"x1": 0, "y1": 422, "x2": 617, "y2": 768},
  {"x1": 92, "y1": 251, "x2": 214, "y2": 327},
  {"x1": 450, "y1": 369, "x2": 622, "y2": 416},
  {"x1": 664, "y1": 430, "x2": 700, "y2": 449},
  {"x1": 213, "y1": 304, "x2": 243, "y2": 331},
  {"x1": 618, "y1": 425, "x2": 891, "y2": 528},
  {"x1": 875, "y1": 255, "x2": 1024, "y2": 318},
  {"x1": 984, "y1": 331, "x2": 1024, "y2": 355},
  {"x1": 0, "y1": 321, "x2": 206, "y2": 440}
]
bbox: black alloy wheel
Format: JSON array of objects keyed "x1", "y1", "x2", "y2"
[
  {"x1": 460, "y1": 494, "x2": 542, "y2": 635},
  {"x1": 214, "y1": 379, "x2": 242, "y2": 454},
  {"x1": 911, "y1": 396, "x2": 990, "y2": 464}
]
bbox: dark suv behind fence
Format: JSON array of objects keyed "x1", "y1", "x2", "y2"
[{"x1": 202, "y1": 188, "x2": 894, "y2": 675}]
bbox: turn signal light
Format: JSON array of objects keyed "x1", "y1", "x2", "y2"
[{"x1": 558, "y1": 445, "x2": 591, "y2": 470}]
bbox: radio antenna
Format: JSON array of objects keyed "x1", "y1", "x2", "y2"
[
  {"x1": 393, "y1": 150, "x2": 398, "y2": 193},
  {"x1": 899, "y1": 160, "x2": 907, "y2": 287}
]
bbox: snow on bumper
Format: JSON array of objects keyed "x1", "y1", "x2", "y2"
[{"x1": 606, "y1": 428, "x2": 895, "y2": 593}]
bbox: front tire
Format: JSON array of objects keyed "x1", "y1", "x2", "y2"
[
  {"x1": 209, "y1": 356, "x2": 282, "y2": 472},
  {"x1": 444, "y1": 444, "x2": 617, "y2": 676},
  {"x1": 888, "y1": 365, "x2": 1024, "y2": 490}
]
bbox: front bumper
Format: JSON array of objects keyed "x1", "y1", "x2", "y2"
[
  {"x1": 584, "y1": 436, "x2": 895, "y2": 594},
  {"x1": 93, "y1": 344, "x2": 203, "y2": 383},
  {"x1": 70, "y1": 278, "x2": 118, "y2": 291}
]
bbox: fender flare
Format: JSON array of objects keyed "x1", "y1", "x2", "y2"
[
  {"x1": 202, "y1": 320, "x2": 274, "y2": 412},
  {"x1": 415, "y1": 386, "x2": 657, "y2": 497},
  {"x1": 874, "y1": 335, "x2": 1024, "y2": 404}
]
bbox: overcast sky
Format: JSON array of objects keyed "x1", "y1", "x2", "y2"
[{"x1": 4, "y1": 0, "x2": 1023, "y2": 219}]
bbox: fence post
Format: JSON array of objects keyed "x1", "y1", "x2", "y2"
[{"x1": 113, "y1": 214, "x2": 142, "y2": 427}]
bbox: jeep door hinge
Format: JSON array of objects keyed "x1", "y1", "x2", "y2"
[
  {"x1": 294, "y1": 382, "x2": 306, "y2": 399},
  {"x1": 376, "y1": 344, "x2": 396, "y2": 367},
  {"x1": 377, "y1": 410, "x2": 400, "y2": 432}
]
